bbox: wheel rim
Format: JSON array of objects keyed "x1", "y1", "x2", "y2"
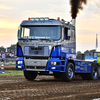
[
  {"x1": 93, "y1": 67, "x2": 97, "y2": 78},
  {"x1": 68, "y1": 67, "x2": 73, "y2": 79}
]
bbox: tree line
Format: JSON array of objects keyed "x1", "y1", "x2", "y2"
[{"x1": 0, "y1": 44, "x2": 16, "y2": 53}]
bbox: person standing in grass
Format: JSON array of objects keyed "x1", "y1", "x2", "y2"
[{"x1": 2, "y1": 52, "x2": 5, "y2": 62}]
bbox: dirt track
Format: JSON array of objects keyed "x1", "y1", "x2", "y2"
[
  {"x1": 3, "y1": 65, "x2": 16, "y2": 70},
  {"x1": 0, "y1": 73, "x2": 100, "y2": 100}
]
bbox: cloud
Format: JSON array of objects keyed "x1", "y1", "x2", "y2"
[
  {"x1": 48, "y1": 4, "x2": 70, "y2": 13},
  {"x1": 22, "y1": 10, "x2": 46, "y2": 17},
  {"x1": 85, "y1": 0, "x2": 100, "y2": 15},
  {"x1": 75, "y1": 11, "x2": 100, "y2": 32},
  {"x1": 0, "y1": 28, "x2": 17, "y2": 47},
  {"x1": 0, "y1": 22, "x2": 19, "y2": 29},
  {"x1": 0, "y1": 4, "x2": 13, "y2": 10},
  {"x1": 0, "y1": 15, "x2": 10, "y2": 17},
  {"x1": 0, "y1": 36, "x2": 17, "y2": 47}
]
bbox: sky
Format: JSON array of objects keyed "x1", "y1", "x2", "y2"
[{"x1": 0, "y1": 0, "x2": 100, "y2": 53}]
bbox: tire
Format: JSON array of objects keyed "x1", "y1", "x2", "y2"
[
  {"x1": 53, "y1": 72, "x2": 60, "y2": 79},
  {"x1": 88, "y1": 63, "x2": 98, "y2": 80},
  {"x1": 61, "y1": 63, "x2": 74, "y2": 82},
  {"x1": 23, "y1": 70, "x2": 37, "y2": 81}
]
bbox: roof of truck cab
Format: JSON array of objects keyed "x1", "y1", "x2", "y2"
[
  {"x1": 20, "y1": 19, "x2": 75, "y2": 29},
  {"x1": 21, "y1": 19, "x2": 62, "y2": 26}
]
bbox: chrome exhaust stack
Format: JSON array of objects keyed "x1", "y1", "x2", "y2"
[{"x1": 72, "y1": 19, "x2": 76, "y2": 26}]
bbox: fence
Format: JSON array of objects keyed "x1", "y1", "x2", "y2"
[{"x1": 0, "y1": 58, "x2": 16, "y2": 65}]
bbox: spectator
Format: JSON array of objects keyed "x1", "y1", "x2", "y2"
[
  {"x1": 2, "y1": 52, "x2": 5, "y2": 62},
  {"x1": 9, "y1": 52, "x2": 12, "y2": 58}
]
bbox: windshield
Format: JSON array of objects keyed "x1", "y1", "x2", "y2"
[{"x1": 18, "y1": 26, "x2": 61, "y2": 40}]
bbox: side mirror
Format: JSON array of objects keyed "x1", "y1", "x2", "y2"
[
  {"x1": 17, "y1": 30, "x2": 20, "y2": 39},
  {"x1": 68, "y1": 30, "x2": 71, "y2": 37}
]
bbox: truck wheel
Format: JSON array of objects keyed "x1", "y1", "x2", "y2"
[
  {"x1": 88, "y1": 63, "x2": 98, "y2": 80},
  {"x1": 23, "y1": 70, "x2": 37, "y2": 81},
  {"x1": 61, "y1": 63, "x2": 74, "y2": 82},
  {"x1": 53, "y1": 72, "x2": 60, "y2": 78}
]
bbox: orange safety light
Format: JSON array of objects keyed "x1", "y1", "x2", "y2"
[
  {"x1": 57, "y1": 17, "x2": 60, "y2": 20},
  {"x1": 28, "y1": 17, "x2": 31, "y2": 20}
]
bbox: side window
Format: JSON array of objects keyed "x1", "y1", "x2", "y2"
[
  {"x1": 64, "y1": 28, "x2": 75, "y2": 40},
  {"x1": 24, "y1": 28, "x2": 30, "y2": 37},
  {"x1": 64, "y1": 28, "x2": 67, "y2": 40},
  {"x1": 21, "y1": 28, "x2": 30, "y2": 37},
  {"x1": 64, "y1": 28, "x2": 70, "y2": 40}
]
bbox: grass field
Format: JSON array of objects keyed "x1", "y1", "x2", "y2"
[{"x1": 0, "y1": 70, "x2": 23, "y2": 75}]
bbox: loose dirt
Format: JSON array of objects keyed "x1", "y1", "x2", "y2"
[{"x1": 0, "y1": 74, "x2": 100, "y2": 100}]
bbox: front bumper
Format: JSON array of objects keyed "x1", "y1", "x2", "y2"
[
  {"x1": 24, "y1": 58, "x2": 48, "y2": 71},
  {"x1": 16, "y1": 57, "x2": 65, "y2": 72}
]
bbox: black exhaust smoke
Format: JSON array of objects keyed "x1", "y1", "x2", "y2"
[{"x1": 70, "y1": 0, "x2": 87, "y2": 18}]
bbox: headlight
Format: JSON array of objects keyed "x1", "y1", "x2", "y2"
[
  {"x1": 54, "y1": 62, "x2": 57, "y2": 65},
  {"x1": 50, "y1": 62, "x2": 53, "y2": 65},
  {"x1": 17, "y1": 61, "x2": 23, "y2": 64},
  {"x1": 51, "y1": 67, "x2": 56, "y2": 70},
  {"x1": 50, "y1": 62, "x2": 60, "y2": 65},
  {"x1": 18, "y1": 66, "x2": 22, "y2": 68}
]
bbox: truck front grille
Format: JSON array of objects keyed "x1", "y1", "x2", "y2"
[
  {"x1": 24, "y1": 46, "x2": 49, "y2": 56},
  {"x1": 26, "y1": 66, "x2": 45, "y2": 69}
]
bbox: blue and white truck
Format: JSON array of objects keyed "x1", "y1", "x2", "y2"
[{"x1": 16, "y1": 17, "x2": 100, "y2": 82}]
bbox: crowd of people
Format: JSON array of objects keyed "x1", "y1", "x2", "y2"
[{"x1": 0, "y1": 50, "x2": 16, "y2": 62}]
